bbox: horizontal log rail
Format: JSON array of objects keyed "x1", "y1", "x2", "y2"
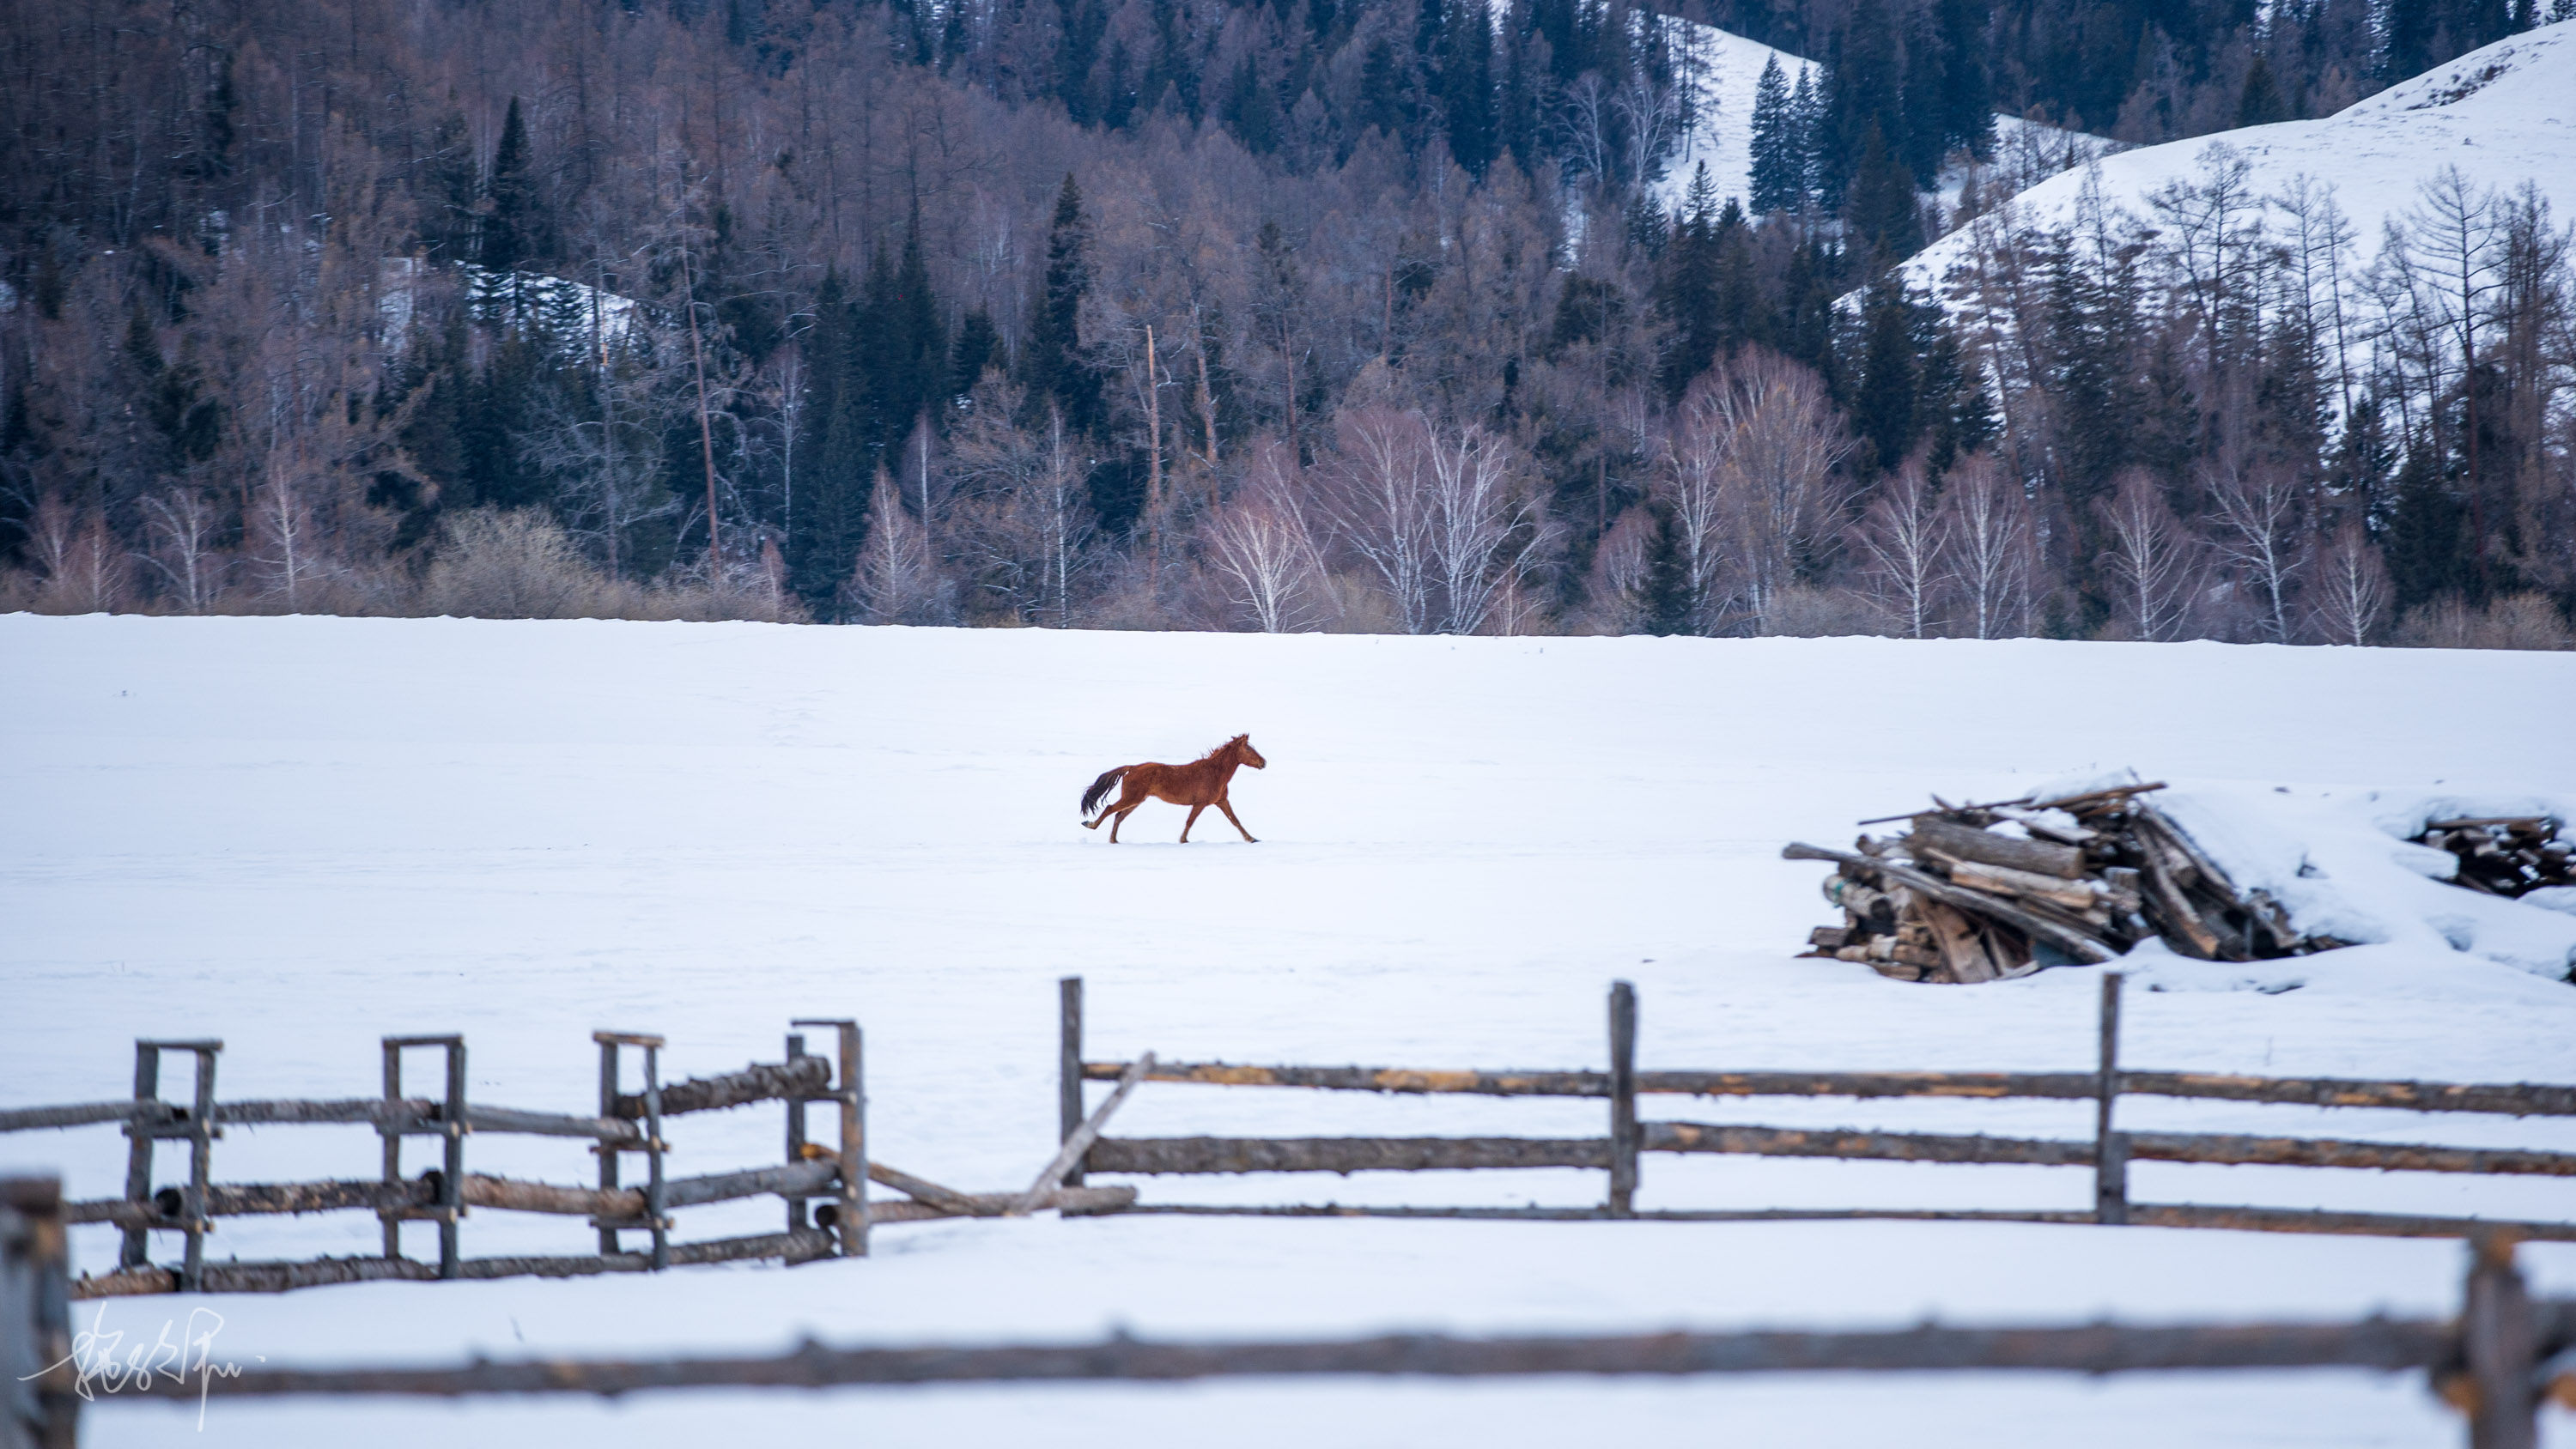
[
  {"x1": 1111, "y1": 1202, "x2": 2576, "y2": 1241},
  {"x1": 1078, "y1": 1059, "x2": 2576, "y2": 1117},
  {"x1": 110, "y1": 1300, "x2": 2576, "y2": 1400},
  {"x1": 611, "y1": 1058, "x2": 832, "y2": 1119},
  {"x1": 0, "y1": 1096, "x2": 649, "y2": 1143},
  {"x1": 64, "y1": 1161, "x2": 1140, "y2": 1231},
  {"x1": 1087, "y1": 1124, "x2": 2576, "y2": 1183},
  {"x1": 64, "y1": 1185, "x2": 1143, "y2": 1298},
  {"x1": 1647, "y1": 1123, "x2": 2576, "y2": 1177},
  {"x1": 1090, "y1": 1136, "x2": 1613, "y2": 1175}
]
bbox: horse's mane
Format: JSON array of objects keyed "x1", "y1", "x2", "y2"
[{"x1": 1195, "y1": 734, "x2": 1249, "y2": 761}]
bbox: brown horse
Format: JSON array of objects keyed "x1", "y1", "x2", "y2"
[{"x1": 1079, "y1": 735, "x2": 1268, "y2": 844}]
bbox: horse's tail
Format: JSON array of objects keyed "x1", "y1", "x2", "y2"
[{"x1": 1080, "y1": 766, "x2": 1128, "y2": 817}]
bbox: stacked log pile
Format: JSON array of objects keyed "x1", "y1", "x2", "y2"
[
  {"x1": 2414, "y1": 815, "x2": 2574, "y2": 898},
  {"x1": 1786, "y1": 783, "x2": 2342, "y2": 984}
]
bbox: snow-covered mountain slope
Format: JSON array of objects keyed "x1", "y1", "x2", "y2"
[
  {"x1": 1649, "y1": 21, "x2": 2112, "y2": 222},
  {"x1": 1906, "y1": 21, "x2": 2576, "y2": 299},
  {"x1": 1649, "y1": 21, "x2": 1815, "y2": 215}
]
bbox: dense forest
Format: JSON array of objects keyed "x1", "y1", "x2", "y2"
[{"x1": 0, "y1": 0, "x2": 2568, "y2": 645}]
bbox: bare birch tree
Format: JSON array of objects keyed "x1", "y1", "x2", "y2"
[
  {"x1": 1706, "y1": 349, "x2": 1858, "y2": 632},
  {"x1": 1936, "y1": 453, "x2": 2032, "y2": 640},
  {"x1": 850, "y1": 466, "x2": 954, "y2": 624},
  {"x1": 2308, "y1": 519, "x2": 2391, "y2": 646},
  {"x1": 140, "y1": 488, "x2": 224, "y2": 613},
  {"x1": 1202, "y1": 443, "x2": 1326, "y2": 634},
  {"x1": 2099, "y1": 470, "x2": 2204, "y2": 641},
  {"x1": 1856, "y1": 462, "x2": 1947, "y2": 638},
  {"x1": 1421, "y1": 421, "x2": 1545, "y2": 636},
  {"x1": 1318, "y1": 407, "x2": 1434, "y2": 634},
  {"x1": 2204, "y1": 461, "x2": 2305, "y2": 642}
]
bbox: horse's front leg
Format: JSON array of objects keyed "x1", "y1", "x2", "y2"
[
  {"x1": 1216, "y1": 793, "x2": 1259, "y2": 843},
  {"x1": 1180, "y1": 803, "x2": 1207, "y2": 842}
]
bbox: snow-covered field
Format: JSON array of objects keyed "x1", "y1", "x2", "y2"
[
  {"x1": 6, "y1": 615, "x2": 2576, "y2": 1446},
  {"x1": 1907, "y1": 21, "x2": 2576, "y2": 300}
]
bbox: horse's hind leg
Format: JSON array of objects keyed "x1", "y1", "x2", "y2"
[
  {"x1": 1216, "y1": 794, "x2": 1259, "y2": 843},
  {"x1": 1180, "y1": 803, "x2": 1207, "y2": 842},
  {"x1": 1109, "y1": 797, "x2": 1146, "y2": 843}
]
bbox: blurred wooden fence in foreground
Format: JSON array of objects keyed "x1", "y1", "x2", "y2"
[{"x1": 4, "y1": 1183, "x2": 2571, "y2": 1449}]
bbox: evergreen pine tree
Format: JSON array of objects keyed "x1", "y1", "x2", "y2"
[
  {"x1": 1747, "y1": 57, "x2": 1800, "y2": 214},
  {"x1": 950, "y1": 308, "x2": 1005, "y2": 401},
  {"x1": 1789, "y1": 66, "x2": 1827, "y2": 211},
  {"x1": 1713, "y1": 201, "x2": 1765, "y2": 352},
  {"x1": 1020, "y1": 173, "x2": 1102, "y2": 436},
  {"x1": 1844, "y1": 123, "x2": 1924, "y2": 264},
  {"x1": 480, "y1": 97, "x2": 540, "y2": 273},
  {"x1": 422, "y1": 108, "x2": 479, "y2": 260},
  {"x1": 1639, "y1": 501, "x2": 1695, "y2": 634},
  {"x1": 1441, "y1": 0, "x2": 1497, "y2": 175},
  {"x1": 2237, "y1": 53, "x2": 2287, "y2": 126},
  {"x1": 1656, "y1": 163, "x2": 1723, "y2": 400},
  {"x1": 2385, "y1": 444, "x2": 2466, "y2": 608},
  {"x1": 1934, "y1": 0, "x2": 1992, "y2": 161},
  {"x1": 1850, "y1": 282, "x2": 1917, "y2": 472}
]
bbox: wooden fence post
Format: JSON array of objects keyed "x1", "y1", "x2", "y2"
[
  {"x1": 379, "y1": 1040, "x2": 403, "y2": 1260},
  {"x1": 1060, "y1": 978, "x2": 1085, "y2": 1191},
  {"x1": 2095, "y1": 973, "x2": 2127, "y2": 1226},
  {"x1": 1608, "y1": 981, "x2": 1638, "y2": 1218},
  {"x1": 2461, "y1": 1232, "x2": 2538, "y2": 1449},
  {"x1": 793, "y1": 1020, "x2": 866, "y2": 1258},
  {"x1": 2, "y1": 1175, "x2": 77, "y2": 1449},
  {"x1": 784, "y1": 1033, "x2": 810, "y2": 1232},
  {"x1": 386, "y1": 1037, "x2": 465, "y2": 1279},
  {"x1": 441, "y1": 1040, "x2": 466, "y2": 1278},
  {"x1": 125, "y1": 1040, "x2": 220, "y2": 1291},
  {"x1": 593, "y1": 1032, "x2": 671, "y2": 1270},
  {"x1": 117, "y1": 1043, "x2": 160, "y2": 1270},
  {"x1": 641, "y1": 1041, "x2": 667, "y2": 1272},
  {"x1": 595, "y1": 1037, "x2": 622, "y2": 1255}
]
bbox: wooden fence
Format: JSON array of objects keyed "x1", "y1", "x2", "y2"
[
  {"x1": 0, "y1": 1021, "x2": 1131, "y2": 1299},
  {"x1": 1060, "y1": 974, "x2": 2576, "y2": 1240},
  {"x1": 4, "y1": 1178, "x2": 2568, "y2": 1449}
]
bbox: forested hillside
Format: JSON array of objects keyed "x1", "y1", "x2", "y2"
[{"x1": 1, "y1": 0, "x2": 2569, "y2": 644}]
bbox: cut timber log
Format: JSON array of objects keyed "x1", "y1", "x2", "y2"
[
  {"x1": 1905, "y1": 816, "x2": 2086, "y2": 879},
  {"x1": 1916, "y1": 899, "x2": 2001, "y2": 983},
  {"x1": 1944, "y1": 858, "x2": 2104, "y2": 914},
  {"x1": 1783, "y1": 844, "x2": 2117, "y2": 964}
]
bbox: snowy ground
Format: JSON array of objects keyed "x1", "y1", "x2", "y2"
[
  {"x1": 6, "y1": 615, "x2": 2576, "y2": 1445},
  {"x1": 1906, "y1": 21, "x2": 2576, "y2": 302}
]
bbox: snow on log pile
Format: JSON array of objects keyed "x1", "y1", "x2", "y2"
[
  {"x1": 2413, "y1": 815, "x2": 2576, "y2": 899},
  {"x1": 1786, "y1": 782, "x2": 2343, "y2": 985}
]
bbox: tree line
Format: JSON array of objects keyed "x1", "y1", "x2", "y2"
[{"x1": 0, "y1": 0, "x2": 2568, "y2": 646}]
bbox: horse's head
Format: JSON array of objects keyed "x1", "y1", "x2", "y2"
[{"x1": 1232, "y1": 734, "x2": 1267, "y2": 769}]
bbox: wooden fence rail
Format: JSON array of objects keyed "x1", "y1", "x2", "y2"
[
  {"x1": 0, "y1": 1019, "x2": 1132, "y2": 1300},
  {"x1": 5, "y1": 1184, "x2": 2565, "y2": 1449},
  {"x1": 1059, "y1": 975, "x2": 2576, "y2": 1240}
]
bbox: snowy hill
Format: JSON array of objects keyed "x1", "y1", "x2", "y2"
[
  {"x1": 6, "y1": 615, "x2": 2576, "y2": 1446},
  {"x1": 1906, "y1": 21, "x2": 2576, "y2": 299},
  {"x1": 1649, "y1": 21, "x2": 2114, "y2": 222},
  {"x1": 1649, "y1": 21, "x2": 1814, "y2": 215}
]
